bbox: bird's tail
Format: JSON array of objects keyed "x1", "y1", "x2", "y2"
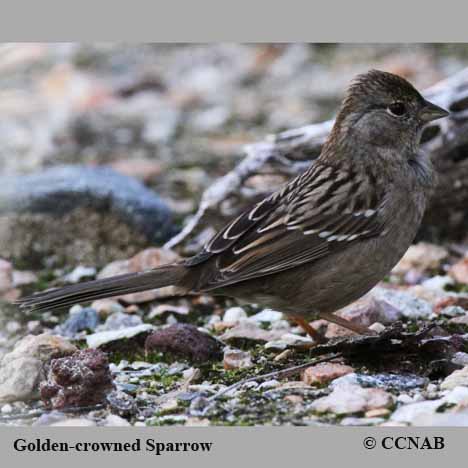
[{"x1": 16, "y1": 264, "x2": 187, "y2": 313}]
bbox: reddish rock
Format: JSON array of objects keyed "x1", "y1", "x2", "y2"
[
  {"x1": 40, "y1": 349, "x2": 114, "y2": 409},
  {"x1": 449, "y1": 257, "x2": 468, "y2": 285},
  {"x1": 145, "y1": 324, "x2": 223, "y2": 363},
  {"x1": 301, "y1": 362, "x2": 354, "y2": 385}
]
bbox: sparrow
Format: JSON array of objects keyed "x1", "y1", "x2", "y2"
[{"x1": 17, "y1": 70, "x2": 449, "y2": 343}]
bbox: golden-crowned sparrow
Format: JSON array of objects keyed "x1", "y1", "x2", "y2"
[{"x1": 17, "y1": 70, "x2": 449, "y2": 342}]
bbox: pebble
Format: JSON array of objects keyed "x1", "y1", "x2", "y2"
[
  {"x1": 452, "y1": 352, "x2": 468, "y2": 367},
  {"x1": 340, "y1": 417, "x2": 385, "y2": 426},
  {"x1": 222, "y1": 307, "x2": 247, "y2": 324},
  {"x1": 101, "y1": 312, "x2": 143, "y2": 331},
  {"x1": 372, "y1": 287, "x2": 433, "y2": 320},
  {"x1": 449, "y1": 257, "x2": 468, "y2": 285},
  {"x1": 103, "y1": 414, "x2": 131, "y2": 426},
  {"x1": 311, "y1": 383, "x2": 394, "y2": 415},
  {"x1": 441, "y1": 365, "x2": 468, "y2": 390},
  {"x1": 223, "y1": 349, "x2": 253, "y2": 370},
  {"x1": 392, "y1": 242, "x2": 448, "y2": 275},
  {"x1": 106, "y1": 390, "x2": 137, "y2": 416},
  {"x1": 301, "y1": 363, "x2": 354, "y2": 386},
  {"x1": 1, "y1": 403, "x2": 13, "y2": 413},
  {"x1": 86, "y1": 324, "x2": 154, "y2": 349},
  {"x1": 0, "y1": 166, "x2": 176, "y2": 268},
  {"x1": 0, "y1": 334, "x2": 77, "y2": 403},
  {"x1": 390, "y1": 400, "x2": 444, "y2": 424},
  {"x1": 57, "y1": 307, "x2": 100, "y2": 337},
  {"x1": 50, "y1": 418, "x2": 97, "y2": 427},
  {"x1": 145, "y1": 324, "x2": 223, "y2": 363},
  {"x1": 249, "y1": 309, "x2": 283, "y2": 323},
  {"x1": 91, "y1": 299, "x2": 125, "y2": 317},
  {"x1": 265, "y1": 333, "x2": 312, "y2": 350},
  {"x1": 40, "y1": 349, "x2": 114, "y2": 409},
  {"x1": 258, "y1": 379, "x2": 280, "y2": 390},
  {"x1": 274, "y1": 349, "x2": 293, "y2": 362},
  {"x1": 439, "y1": 306, "x2": 466, "y2": 317},
  {"x1": 63, "y1": 265, "x2": 96, "y2": 283}
]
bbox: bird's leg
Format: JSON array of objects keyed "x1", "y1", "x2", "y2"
[
  {"x1": 319, "y1": 312, "x2": 377, "y2": 336},
  {"x1": 289, "y1": 315, "x2": 327, "y2": 344}
]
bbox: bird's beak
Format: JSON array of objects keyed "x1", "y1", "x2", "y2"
[{"x1": 419, "y1": 100, "x2": 449, "y2": 122}]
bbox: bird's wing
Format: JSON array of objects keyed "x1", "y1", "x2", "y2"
[{"x1": 185, "y1": 161, "x2": 390, "y2": 290}]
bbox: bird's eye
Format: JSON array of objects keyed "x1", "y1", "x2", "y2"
[{"x1": 387, "y1": 102, "x2": 407, "y2": 117}]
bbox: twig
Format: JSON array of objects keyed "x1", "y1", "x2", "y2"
[{"x1": 208, "y1": 352, "x2": 342, "y2": 402}]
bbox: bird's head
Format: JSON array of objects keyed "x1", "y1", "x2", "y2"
[{"x1": 329, "y1": 69, "x2": 448, "y2": 153}]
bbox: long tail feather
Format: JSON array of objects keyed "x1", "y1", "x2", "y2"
[{"x1": 16, "y1": 265, "x2": 186, "y2": 312}]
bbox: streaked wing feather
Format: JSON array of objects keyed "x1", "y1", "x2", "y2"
[{"x1": 186, "y1": 161, "x2": 388, "y2": 290}]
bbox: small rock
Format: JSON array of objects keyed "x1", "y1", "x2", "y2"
[
  {"x1": 390, "y1": 400, "x2": 443, "y2": 424},
  {"x1": 12, "y1": 270, "x2": 38, "y2": 287},
  {"x1": 449, "y1": 257, "x2": 468, "y2": 285},
  {"x1": 91, "y1": 299, "x2": 125, "y2": 317},
  {"x1": 50, "y1": 418, "x2": 97, "y2": 427},
  {"x1": 220, "y1": 321, "x2": 285, "y2": 344},
  {"x1": 406, "y1": 411, "x2": 468, "y2": 426},
  {"x1": 369, "y1": 322, "x2": 386, "y2": 333},
  {"x1": 365, "y1": 408, "x2": 391, "y2": 418},
  {"x1": 249, "y1": 309, "x2": 283, "y2": 323},
  {"x1": 101, "y1": 312, "x2": 143, "y2": 331},
  {"x1": 222, "y1": 307, "x2": 247, "y2": 324},
  {"x1": 265, "y1": 333, "x2": 312, "y2": 350},
  {"x1": 311, "y1": 383, "x2": 394, "y2": 415},
  {"x1": 86, "y1": 324, "x2": 154, "y2": 349},
  {"x1": 258, "y1": 379, "x2": 280, "y2": 390},
  {"x1": 145, "y1": 324, "x2": 223, "y2": 363},
  {"x1": 421, "y1": 275, "x2": 454, "y2": 292},
  {"x1": 301, "y1": 363, "x2": 354, "y2": 386},
  {"x1": 284, "y1": 395, "x2": 304, "y2": 405},
  {"x1": 223, "y1": 349, "x2": 253, "y2": 370},
  {"x1": 40, "y1": 349, "x2": 114, "y2": 409},
  {"x1": 441, "y1": 366, "x2": 468, "y2": 390},
  {"x1": 372, "y1": 287, "x2": 433, "y2": 320},
  {"x1": 63, "y1": 265, "x2": 96, "y2": 283},
  {"x1": 274, "y1": 349, "x2": 293, "y2": 362},
  {"x1": 148, "y1": 304, "x2": 189, "y2": 318},
  {"x1": 440, "y1": 306, "x2": 466, "y2": 317},
  {"x1": 340, "y1": 417, "x2": 385, "y2": 426},
  {"x1": 1, "y1": 403, "x2": 13, "y2": 413},
  {"x1": 0, "y1": 166, "x2": 176, "y2": 269},
  {"x1": 57, "y1": 307, "x2": 99, "y2": 337},
  {"x1": 452, "y1": 352, "x2": 468, "y2": 367},
  {"x1": 393, "y1": 243, "x2": 448, "y2": 274},
  {"x1": 435, "y1": 296, "x2": 468, "y2": 314},
  {"x1": 103, "y1": 414, "x2": 131, "y2": 426},
  {"x1": 97, "y1": 248, "x2": 181, "y2": 303},
  {"x1": 106, "y1": 390, "x2": 137, "y2": 416},
  {"x1": 0, "y1": 334, "x2": 77, "y2": 403},
  {"x1": 443, "y1": 386, "x2": 468, "y2": 406}
]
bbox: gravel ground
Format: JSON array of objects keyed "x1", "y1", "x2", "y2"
[{"x1": 1, "y1": 43, "x2": 468, "y2": 426}]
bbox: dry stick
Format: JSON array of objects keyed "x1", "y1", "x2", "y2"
[{"x1": 209, "y1": 352, "x2": 342, "y2": 402}]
